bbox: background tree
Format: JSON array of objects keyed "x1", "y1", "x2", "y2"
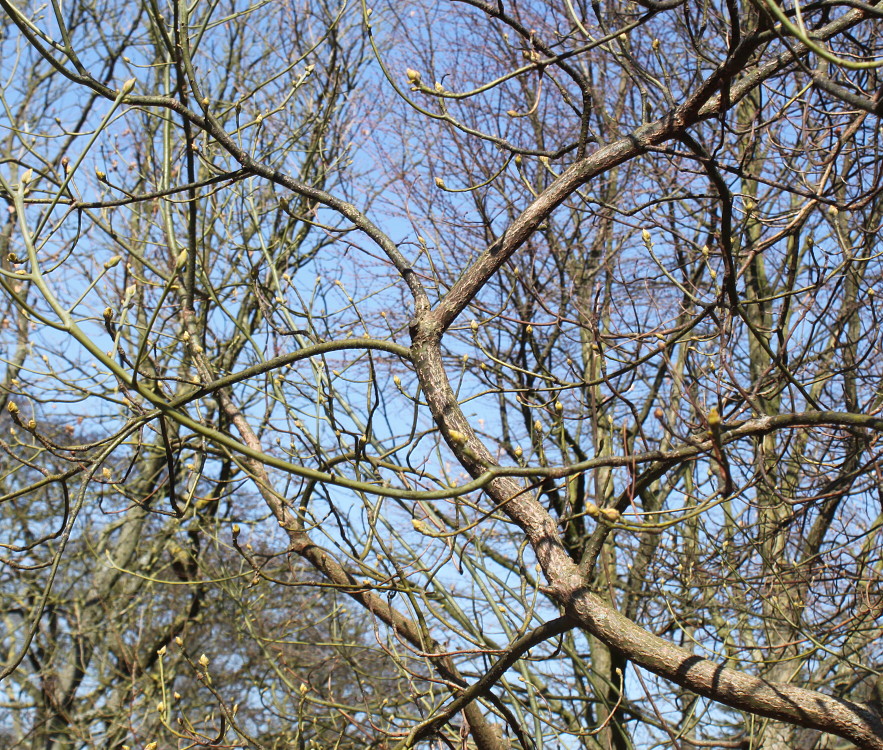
[{"x1": 1, "y1": 0, "x2": 883, "y2": 748}]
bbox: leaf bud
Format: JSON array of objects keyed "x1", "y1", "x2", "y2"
[
  {"x1": 448, "y1": 429, "x2": 467, "y2": 445},
  {"x1": 534, "y1": 419, "x2": 543, "y2": 433},
  {"x1": 652, "y1": 38, "x2": 660, "y2": 50},
  {"x1": 95, "y1": 168, "x2": 106, "y2": 181},
  {"x1": 199, "y1": 653, "x2": 209, "y2": 667},
  {"x1": 514, "y1": 446, "x2": 523, "y2": 458},
  {"x1": 554, "y1": 401, "x2": 563, "y2": 413},
  {"x1": 121, "y1": 77, "x2": 136, "y2": 94},
  {"x1": 434, "y1": 177, "x2": 446, "y2": 189},
  {"x1": 7, "y1": 402, "x2": 18, "y2": 415},
  {"x1": 405, "y1": 68, "x2": 422, "y2": 85},
  {"x1": 104, "y1": 255, "x2": 122, "y2": 269}
]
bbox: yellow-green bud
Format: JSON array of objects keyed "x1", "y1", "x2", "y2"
[
  {"x1": 599, "y1": 507, "x2": 621, "y2": 523},
  {"x1": 448, "y1": 429, "x2": 467, "y2": 445}
]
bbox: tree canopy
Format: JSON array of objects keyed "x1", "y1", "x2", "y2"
[{"x1": 1, "y1": 0, "x2": 883, "y2": 747}]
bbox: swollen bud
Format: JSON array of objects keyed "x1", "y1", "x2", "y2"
[
  {"x1": 448, "y1": 429, "x2": 467, "y2": 445},
  {"x1": 121, "y1": 78, "x2": 136, "y2": 94}
]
